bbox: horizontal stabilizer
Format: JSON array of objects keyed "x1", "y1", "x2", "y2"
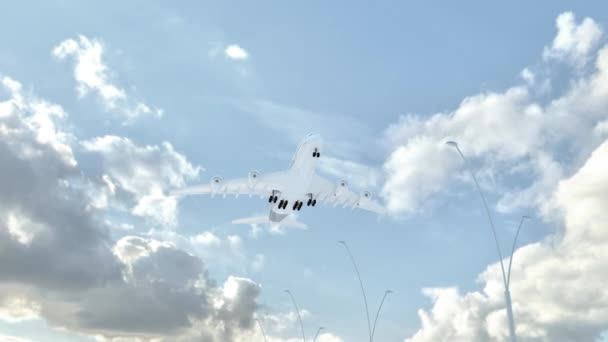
[
  {"x1": 232, "y1": 216, "x2": 270, "y2": 225},
  {"x1": 232, "y1": 216, "x2": 307, "y2": 230}
]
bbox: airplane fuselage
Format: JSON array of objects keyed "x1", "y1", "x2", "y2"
[{"x1": 267, "y1": 134, "x2": 322, "y2": 222}]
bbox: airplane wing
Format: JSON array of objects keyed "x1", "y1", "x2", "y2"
[
  {"x1": 170, "y1": 171, "x2": 289, "y2": 198},
  {"x1": 309, "y1": 174, "x2": 386, "y2": 214}
]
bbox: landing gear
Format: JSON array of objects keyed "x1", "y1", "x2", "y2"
[
  {"x1": 276, "y1": 199, "x2": 293, "y2": 210},
  {"x1": 306, "y1": 194, "x2": 317, "y2": 207},
  {"x1": 277, "y1": 199, "x2": 313, "y2": 210},
  {"x1": 312, "y1": 148, "x2": 320, "y2": 158},
  {"x1": 290, "y1": 201, "x2": 305, "y2": 211},
  {"x1": 269, "y1": 194, "x2": 278, "y2": 203}
]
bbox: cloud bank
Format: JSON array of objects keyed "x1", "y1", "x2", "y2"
[
  {"x1": 0, "y1": 75, "x2": 267, "y2": 341},
  {"x1": 392, "y1": 12, "x2": 608, "y2": 342}
]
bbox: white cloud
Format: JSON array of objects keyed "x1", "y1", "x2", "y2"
[
  {"x1": 520, "y1": 68, "x2": 535, "y2": 85},
  {"x1": 406, "y1": 140, "x2": 608, "y2": 342},
  {"x1": 314, "y1": 334, "x2": 345, "y2": 342},
  {"x1": 225, "y1": 44, "x2": 249, "y2": 60},
  {"x1": 382, "y1": 12, "x2": 608, "y2": 215},
  {"x1": 148, "y1": 229, "x2": 250, "y2": 276},
  {"x1": 0, "y1": 76, "x2": 75, "y2": 167},
  {"x1": 81, "y1": 135, "x2": 201, "y2": 228},
  {"x1": 190, "y1": 231, "x2": 222, "y2": 247},
  {"x1": 0, "y1": 74, "x2": 272, "y2": 341},
  {"x1": 543, "y1": 12, "x2": 603, "y2": 65},
  {"x1": 0, "y1": 296, "x2": 40, "y2": 323},
  {"x1": 53, "y1": 35, "x2": 162, "y2": 122},
  {"x1": 399, "y1": 11, "x2": 608, "y2": 342}
]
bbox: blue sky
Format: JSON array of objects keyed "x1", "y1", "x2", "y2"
[{"x1": 1, "y1": 1, "x2": 608, "y2": 341}]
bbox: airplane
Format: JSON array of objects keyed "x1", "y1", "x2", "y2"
[{"x1": 170, "y1": 134, "x2": 385, "y2": 228}]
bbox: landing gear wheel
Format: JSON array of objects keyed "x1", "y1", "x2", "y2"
[
  {"x1": 297, "y1": 202, "x2": 303, "y2": 210},
  {"x1": 268, "y1": 196, "x2": 273, "y2": 203},
  {"x1": 307, "y1": 199, "x2": 312, "y2": 206},
  {"x1": 273, "y1": 196, "x2": 278, "y2": 203},
  {"x1": 312, "y1": 199, "x2": 317, "y2": 206}
]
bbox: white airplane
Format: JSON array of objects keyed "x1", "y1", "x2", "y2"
[{"x1": 171, "y1": 134, "x2": 385, "y2": 228}]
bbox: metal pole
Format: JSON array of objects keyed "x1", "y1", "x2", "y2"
[
  {"x1": 370, "y1": 290, "x2": 393, "y2": 342},
  {"x1": 255, "y1": 318, "x2": 268, "y2": 342},
  {"x1": 507, "y1": 216, "x2": 530, "y2": 287},
  {"x1": 339, "y1": 240, "x2": 372, "y2": 342},
  {"x1": 313, "y1": 326, "x2": 325, "y2": 342},
  {"x1": 285, "y1": 290, "x2": 306, "y2": 342},
  {"x1": 446, "y1": 141, "x2": 517, "y2": 342}
]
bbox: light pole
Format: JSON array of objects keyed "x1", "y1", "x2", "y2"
[
  {"x1": 285, "y1": 289, "x2": 306, "y2": 342},
  {"x1": 507, "y1": 215, "x2": 531, "y2": 288},
  {"x1": 338, "y1": 240, "x2": 372, "y2": 342},
  {"x1": 446, "y1": 141, "x2": 530, "y2": 342},
  {"x1": 338, "y1": 241, "x2": 393, "y2": 342},
  {"x1": 371, "y1": 290, "x2": 393, "y2": 342},
  {"x1": 255, "y1": 318, "x2": 268, "y2": 342},
  {"x1": 313, "y1": 326, "x2": 325, "y2": 342}
]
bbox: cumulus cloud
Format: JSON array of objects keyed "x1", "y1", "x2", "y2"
[
  {"x1": 53, "y1": 35, "x2": 162, "y2": 122},
  {"x1": 0, "y1": 75, "x2": 265, "y2": 341},
  {"x1": 0, "y1": 76, "x2": 119, "y2": 293},
  {"x1": 383, "y1": 87, "x2": 546, "y2": 213},
  {"x1": 400, "y1": 12, "x2": 608, "y2": 342},
  {"x1": 407, "y1": 141, "x2": 608, "y2": 342},
  {"x1": 382, "y1": 12, "x2": 607, "y2": 215},
  {"x1": 81, "y1": 135, "x2": 201, "y2": 227},
  {"x1": 543, "y1": 12, "x2": 603, "y2": 65},
  {"x1": 148, "y1": 229, "x2": 250, "y2": 275},
  {"x1": 225, "y1": 44, "x2": 249, "y2": 60}
]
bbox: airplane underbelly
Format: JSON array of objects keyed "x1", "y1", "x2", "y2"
[
  {"x1": 269, "y1": 210, "x2": 288, "y2": 222},
  {"x1": 268, "y1": 167, "x2": 314, "y2": 218},
  {"x1": 286, "y1": 169, "x2": 313, "y2": 197}
]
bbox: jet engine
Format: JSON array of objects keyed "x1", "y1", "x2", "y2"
[
  {"x1": 335, "y1": 179, "x2": 348, "y2": 196},
  {"x1": 248, "y1": 170, "x2": 260, "y2": 187},
  {"x1": 210, "y1": 176, "x2": 223, "y2": 192}
]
